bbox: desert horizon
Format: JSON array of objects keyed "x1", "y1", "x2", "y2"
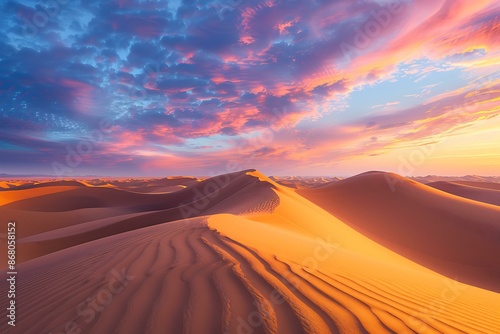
[{"x1": 4, "y1": 172, "x2": 500, "y2": 178}]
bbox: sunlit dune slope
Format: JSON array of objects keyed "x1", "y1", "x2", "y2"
[
  {"x1": 1, "y1": 170, "x2": 499, "y2": 334},
  {"x1": 298, "y1": 171, "x2": 500, "y2": 292},
  {"x1": 428, "y1": 181, "x2": 500, "y2": 206},
  {"x1": 0, "y1": 185, "x2": 84, "y2": 207}
]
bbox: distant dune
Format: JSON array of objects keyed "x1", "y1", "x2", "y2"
[
  {"x1": 1, "y1": 170, "x2": 499, "y2": 334},
  {"x1": 427, "y1": 181, "x2": 500, "y2": 206},
  {"x1": 411, "y1": 175, "x2": 500, "y2": 184},
  {"x1": 270, "y1": 174, "x2": 500, "y2": 190},
  {"x1": 270, "y1": 176, "x2": 342, "y2": 189}
]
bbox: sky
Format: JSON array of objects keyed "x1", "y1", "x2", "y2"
[{"x1": 0, "y1": 0, "x2": 499, "y2": 177}]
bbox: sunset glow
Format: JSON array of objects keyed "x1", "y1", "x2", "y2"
[{"x1": 1, "y1": 0, "x2": 499, "y2": 176}]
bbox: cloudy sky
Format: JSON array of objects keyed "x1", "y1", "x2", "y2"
[{"x1": 1, "y1": 0, "x2": 499, "y2": 176}]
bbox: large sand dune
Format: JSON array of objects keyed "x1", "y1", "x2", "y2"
[
  {"x1": 1, "y1": 170, "x2": 499, "y2": 333},
  {"x1": 298, "y1": 172, "x2": 500, "y2": 292},
  {"x1": 1, "y1": 171, "x2": 278, "y2": 265}
]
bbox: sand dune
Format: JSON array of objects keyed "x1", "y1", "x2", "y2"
[
  {"x1": 2, "y1": 171, "x2": 279, "y2": 265},
  {"x1": 0, "y1": 177, "x2": 200, "y2": 193},
  {"x1": 428, "y1": 181, "x2": 500, "y2": 206},
  {"x1": 298, "y1": 171, "x2": 500, "y2": 292},
  {"x1": 271, "y1": 176, "x2": 342, "y2": 189},
  {"x1": 4, "y1": 215, "x2": 499, "y2": 334},
  {"x1": 1, "y1": 170, "x2": 499, "y2": 333},
  {"x1": 411, "y1": 175, "x2": 500, "y2": 184},
  {"x1": 0, "y1": 186, "x2": 83, "y2": 207},
  {"x1": 2, "y1": 172, "x2": 265, "y2": 213},
  {"x1": 105, "y1": 177, "x2": 200, "y2": 193},
  {"x1": 0, "y1": 180, "x2": 87, "y2": 191}
]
